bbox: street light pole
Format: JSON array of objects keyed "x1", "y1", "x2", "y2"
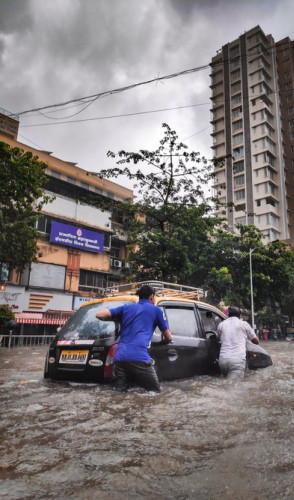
[{"x1": 249, "y1": 248, "x2": 257, "y2": 331}]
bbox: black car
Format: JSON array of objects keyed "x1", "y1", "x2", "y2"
[{"x1": 44, "y1": 283, "x2": 273, "y2": 384}]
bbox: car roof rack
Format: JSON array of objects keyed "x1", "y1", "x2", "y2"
[{"x1": 103, "y1": 281, "x2": 205, "y2": 300}]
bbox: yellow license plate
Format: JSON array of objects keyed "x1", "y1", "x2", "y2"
[{"x1": 59, "y1": 350, "x2": 89, "y2": 365}]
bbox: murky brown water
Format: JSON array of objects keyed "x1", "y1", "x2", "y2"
[{"x1": 1, "y1": 342, "x2": 294, "y2": 499}]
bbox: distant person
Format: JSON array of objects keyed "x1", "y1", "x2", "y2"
[
  {"x1": 216, "y1": 306, "x2": 259, "y2": 379},
  {"x1": 96, "y1": 284, "x2": 173, "y2": 392}
]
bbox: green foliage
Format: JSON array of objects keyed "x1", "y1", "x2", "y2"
[
  {"x1": 100, "y1": 124, "x2": 227, "y2": 283},
  {"x1": 0, "y1": 141, "x2": 54, "y2": 273},
  {"x1": 210, "y1": 224, "x2": 294, "y2": 312},
  {"x1": 204, "y1": 267, "x2": 233, "y2": 306},
  {"x1": 0, "y1": 304, "x2": 15, "y2": 329}
]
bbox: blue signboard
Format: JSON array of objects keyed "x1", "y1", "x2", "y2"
[{"x1": 50, "y1": 221, "x2": 104, "y2": 253}]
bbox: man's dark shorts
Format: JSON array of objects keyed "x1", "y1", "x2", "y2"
[{"x1": 113, "y1": 361, "x2": 160, "y2": 392}]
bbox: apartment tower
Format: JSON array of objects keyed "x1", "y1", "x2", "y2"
[{"x1": 210, "y1": 25, "x2": 294, "y2": 244}]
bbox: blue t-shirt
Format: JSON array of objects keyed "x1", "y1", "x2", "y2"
[{"x1": 109, "y1": 299, "x2": 168, "y2": 363}]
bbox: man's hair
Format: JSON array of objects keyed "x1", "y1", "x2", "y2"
[
  {"x1": 228, "y1": 306, "x2": 241, "y2": 318},
  {"x1": 137, "y1": 284, "x2": 155, "y2": 299}
]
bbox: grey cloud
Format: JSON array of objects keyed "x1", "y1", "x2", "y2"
[{"x1": 0, "y1": 0, "x2": 33, "y2": 33}]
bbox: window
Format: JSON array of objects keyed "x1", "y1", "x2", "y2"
[
  {"x1": 233, "y1": 133, "x2": 243, "y2": 146},
  {"x1": 233, "y1": 120, "x2": 243, "y2": 131},
  {"x1": 265, "y1": 182, "x2": 276, "y2": 195},
  {"x1": 59, "y1": 300, "x2": 128, "y2": 340},
  {"x1": 266, "y1": 197, "x2": 276, "y2": 207},
  {"x1": 164, "y1": 306, "x2": 200, "y2": 338},
  {"x1": 286, "y1": 94, "x2": 293, "y2": 103},
  {"x1": 232, "y1": 106, "x2": 242, "y2": 118},
  {"x1": 264, "y1": 152, "x2": 275, "y2": 166},
  {"x1": 234, "y1": 146, "x2": 244, "y2": 158},
  {"x1": 231, "y1": 57, "x2": 240, "y2": 69},
  {"x1": 256, "y1": 199, "x2": 261, "y2": 207},
  {"x1": 232, "y1": 94, "x2": 242, "y2": 106},
  {"x1": 235, "y1": 216, "x2": 246, "y2": 225},
  {"x1": 198, "y1": 308, "x2": 223, "y2": 333},
  {"x1": 79, "y1": 270, "x2": 108, "y2": 292},
  {"x1": 0, "y1": 263, "x2": 9, "y2": 282},
  {"x1": 234, "y1": 175, "x2": 245, "y2": 187},
  {"x1": 66, "y1": 176, "x2": 76, "y2": 185},
  {"x1": 267, "y1": 213, "x2": 279, "y2": 227},
  {"x1": 265, "y1": 167, "x2": 274, "y2": 180},
  {"x1": 235, "y1": 189, "x2": 245, "y2": 201},
  {"x1": 231, "y1": 82, "x2": 241, "y2": 94},
  {"x1": 35, "y1": 215, "x2": 52, "y2": 234},
  {"x1": 230, "y1": 45, "x2": 239, "y2": 58},
  {"x1": 50, "y1": 169, "x2": 61, "y2": 179},
  {"x1": 110, "y1": 239, "x2": 122, "y2": 259},
  {"x1": 285, "y1": 71, "x2": 290, "y2": 79},
  {"x1": 233, "y1": 160, "x2": 244, "y2": 173},
  {"x1": 80, "y1": 181, "x2": 89, "y2": 190},
  {"x1": 289, "y1": 119, "x2": 294, "y2": 128},
  {"x1": 289, "y1": 107, "x2": 294, "y2": 116}
]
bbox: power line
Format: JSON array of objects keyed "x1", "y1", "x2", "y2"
[
  {"x1": 15, "y1": 37, "x2": 292, "y2": 119},
  {"x1": 16, "y1": 64, "x2": 210, "y2": 117},
  {"x1": 19, "y1": 85, "x2": 294, "y2": 129},
  {"x1": 19, "y1": 102, "x2": 210, "y2": 128}
]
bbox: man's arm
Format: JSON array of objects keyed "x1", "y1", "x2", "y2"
[
  {"x1": 162, "y1": 328, "x2": 174, "y2": 344},
  {"x1": 251, "y1": 337, "x2": 259, "y2": 345},
  {"x1": 96, "y1": 310, "x2": 112, "y2": 321}
]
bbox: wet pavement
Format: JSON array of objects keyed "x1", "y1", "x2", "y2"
[{"x1": 0, "y1": 341, "x2": 294, "y2": 499}]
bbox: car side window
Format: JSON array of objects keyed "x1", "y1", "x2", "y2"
[
  {"x1": 198, "y1": 308, "x2": 223, "y2": 333},
  {"x1": 164, "y1": 307, "x2": 200, "y2": 338}
]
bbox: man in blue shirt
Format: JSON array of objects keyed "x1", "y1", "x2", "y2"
[{"x1": 96, "y1": 284, "x2": 173, "y2": 391}]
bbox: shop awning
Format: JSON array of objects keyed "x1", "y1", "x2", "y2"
[{"x1": 15, "y1": 311, "x2": 74, "y2": 325}]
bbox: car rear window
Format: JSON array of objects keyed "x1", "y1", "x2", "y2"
[{"x1": 58, "y1": 300, "x2": 130, "y2": 340}]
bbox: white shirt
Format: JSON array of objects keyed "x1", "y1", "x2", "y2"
[{"x1": 217, "y1": 316, "x2": 257, "y2": 361}]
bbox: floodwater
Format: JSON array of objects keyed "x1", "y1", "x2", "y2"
[{"x1": 0, "y1": 342, "x2": 294, "y2": 500}]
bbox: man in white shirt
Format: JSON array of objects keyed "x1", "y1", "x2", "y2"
[{"x1": 216, "y1": 306, "x2": 259, "y2": 379}]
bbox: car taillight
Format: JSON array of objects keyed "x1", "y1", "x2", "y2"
[{"x1": 104, "y1": 344, "x2": 118, "y2": 379}]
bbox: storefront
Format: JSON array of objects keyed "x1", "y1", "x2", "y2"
[{"x1": 14, "y1": 310, "x2": 74, "y2": 335}]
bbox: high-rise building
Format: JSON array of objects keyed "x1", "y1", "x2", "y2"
[{"x1": 210, "y1": 25, "x2": 294, "y2": 244}]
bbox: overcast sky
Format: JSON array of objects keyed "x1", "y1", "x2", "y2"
[{"x1": 0, "y1": 0, "x2": 293, "y2": 191}]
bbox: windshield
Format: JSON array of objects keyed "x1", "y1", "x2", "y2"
[{"x1": 58, "y1": 300, "x2": 129, "y2": 340}]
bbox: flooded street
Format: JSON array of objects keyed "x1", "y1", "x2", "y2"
[{"x1": 1, "y1": 342, "x2": 294, "y2": 499}]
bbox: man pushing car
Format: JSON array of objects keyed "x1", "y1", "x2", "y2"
[{"x1": 96, "y1": 284, "x2": 173, "y2": 392}]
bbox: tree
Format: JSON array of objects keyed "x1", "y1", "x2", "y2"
[
  {"x1": 204, "y1": 266, "x2": 233, "y2": 306},
  {"x1": 209, "y1": 224, "x2": 294, "y2": 312},
  {"x1": 99, "y1": 124, "x2": 227, "y2": 284},
  {"x1": 0, "y1": 304, "x2": 15, "y2": 332},
  {"x1": 0, "y1": 141, "x2": 53, "y2": 274}
]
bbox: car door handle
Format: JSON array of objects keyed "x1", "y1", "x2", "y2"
[{"x1": 167, "y1": 349, "x2": 178, "y2": 361}]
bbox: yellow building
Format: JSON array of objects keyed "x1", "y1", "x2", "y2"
[{"x1": 0, "y1": 109, "x2": 133, "y2": 332}]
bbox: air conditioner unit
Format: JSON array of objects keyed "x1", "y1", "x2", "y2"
[
  {"x1": 113, "y1": 259, "x2": 122, "y2": 268},
  {"x1": 123, "y1": 262, "x2": 131, "y2": 268}
]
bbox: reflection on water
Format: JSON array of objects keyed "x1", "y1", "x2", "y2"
[{"x1": 1, "y1": 343, "x2": 294, "y2": 499}]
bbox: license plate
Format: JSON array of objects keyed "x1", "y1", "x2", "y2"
[{"x1": 59, "y1": 350, "x2": 89, "y2": 364}]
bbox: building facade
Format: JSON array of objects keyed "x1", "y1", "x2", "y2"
[
  {"x1": 210, "y1": 25, "x2": 294, "y2": 244},
  {"x1": 0, "y1": 110, "x2": 133, "y2": 333}
]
